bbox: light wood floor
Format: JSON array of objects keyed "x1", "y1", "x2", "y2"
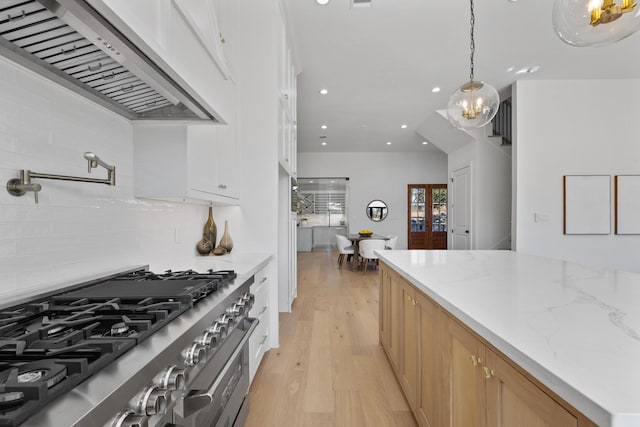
[{"x1": 245, "y1": 250, "x2": 417, "y2": 427}]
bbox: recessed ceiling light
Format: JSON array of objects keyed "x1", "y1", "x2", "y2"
[
  {"x1": 309, "y1": 180, "x2": 314, "y2": 183},
  {"x1": 330, "y1": 180, "x2": 335, "y2": 183},
  {"x1": 506, "y1": 66, "x2": 514, "y2": 72},
  {"x1": 316, "y1": 0, "x2": 330, "y2": 4},
  {"x1": 422, "y1": 141, "x2": 428, "y2": 145},
  {"x1": 386, "y1": 141, "x2": 392, "y2": 145},
  {"x1": 515, "y1": 66, "x2": 540, "y2": 74},
  {"x1": 432, "y1": 87, "x2": 441, "y2": 93},
  {"x1": 401, "y1": 124, "x2": 408, "y2": 129},
  {"x1": 319, "y1": 88, "x2": 328, "y2": 95},
  {"x1": 321, "y1": 142, "x2": 327, "y2": 146},
  {"x1": 321, "y1": 125, "x2": 327, "y2": 129}
]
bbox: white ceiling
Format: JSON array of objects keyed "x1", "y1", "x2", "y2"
[{"x1": 283, "y1": 0, "x2": 640, "y2": 153}]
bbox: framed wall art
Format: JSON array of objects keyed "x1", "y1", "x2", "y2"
[
  {"x1": 615, "y1": 175, "x2": 640, "y2": 235},
  {"x1": 563, "y1": 175, "x2": 611, "y2": 235}
]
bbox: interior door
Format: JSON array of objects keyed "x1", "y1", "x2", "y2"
[
  {"x1": 408, "y1": 184, "x2": 448, "y2": 249},
  {"x1": 451, "y1": 167, "x2": 471, "y2": 250}
]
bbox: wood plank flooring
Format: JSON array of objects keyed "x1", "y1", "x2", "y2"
[{"x1": 245, "y1": 250, "x2": 417, "y2": 427}]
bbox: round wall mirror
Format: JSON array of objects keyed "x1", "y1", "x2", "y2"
[{"x1": 366, "y1": 200, "x2": 388, "y2": 222}]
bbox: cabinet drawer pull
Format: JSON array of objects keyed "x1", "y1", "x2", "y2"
[
  {"x1": 470, "y1": 355, "x2": 478, "y2": 366},
  {"x1": 483, "y1": 367, "x2": 494, "y2": 379},
  {"x1": 259, "y1": 335, "x2": 268, "y2": 345},
  {"x1": 259, "y1": 276, "x2": 268, "y2": 284},
  {"x1": 218, "y1": 184, "x2": 227, "y2": 190},
  {"x1": 259, "y1": 306, "x2": 268, "y2": 315}
]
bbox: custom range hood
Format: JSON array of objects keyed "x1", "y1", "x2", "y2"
[{"x1": 0, "y1": 0, "x2": 217, "y2": 121}]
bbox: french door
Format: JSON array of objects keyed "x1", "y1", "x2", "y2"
[{"x1": 408, "y1": 184, "x2": 448, "y2": 249}]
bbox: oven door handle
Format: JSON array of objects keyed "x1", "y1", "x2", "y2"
[{"x1": 181, "y1": 318, "x2": 259, "y2": 418}]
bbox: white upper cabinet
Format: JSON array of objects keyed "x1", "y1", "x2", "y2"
[
  {"x1": 277, "y1": 6, "x2": 298, "y2": 176},
  {"x1": 133, "y1": 122, "x2": 240, "y2": 205},
  {"x1": 88, "y1": 0, "x2": 237, "y2": 123}
]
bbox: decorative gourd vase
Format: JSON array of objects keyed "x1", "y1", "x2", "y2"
[
  {"x1": 196, "y1": 238, "x2": 213, "y2": 255},
  {"x1": 196, "y1": 207, "x2": 217, "y2": 255},
  {"x1": 219, "y1": 220, "x2": 233, "y2": 253}
]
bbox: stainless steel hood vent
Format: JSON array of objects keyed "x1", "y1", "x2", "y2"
[{"x1": 0, "y1": 0, "x2": 217, "y2": 121}]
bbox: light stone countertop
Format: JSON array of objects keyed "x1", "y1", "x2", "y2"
[
  {"x1": 158, "y1": 252, "x2": 273, "y2": 277},
  {"x1": 375, "y1": 250, "x2": 640, "y2": 427}
]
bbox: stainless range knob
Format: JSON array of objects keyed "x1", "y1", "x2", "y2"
[
  {"x1": 220, "y1": 313, "x2": 235, "y2": 330},
  {"x1": 135, "y1": 386, "x2": 170, "y2": 416},
  {"x1": 156, "y1": 365, "x2": 188, "y2": 391},
  {"x1": 236, "y1": 297, "x2": 252, "y2": 311},
  {"x1": 225, "y1": 303, "x2": 246, "y2": 318},
  {"x1": 110, "y1": 409, "x2": 148, "y2": 427},
  {"x1": 241, "y1": 292, "x2": 255, "y2": 306},
  {"x1": 182, "y1": 343, "x2": 207, "y2": 366},
  {"x1": 194, "y1": 330, "x2": 219, "y2": 348},
  {"x1": 206, "y1": 321, "x2": 227, "y2": 339}
]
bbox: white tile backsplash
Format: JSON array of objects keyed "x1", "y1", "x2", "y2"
[{"x1": 0, "y1": 55, "x2": 211, "y2": 297}]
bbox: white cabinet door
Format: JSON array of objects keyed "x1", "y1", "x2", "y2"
[
  {"x1": 187, "y1": 125, "x2": 217, "y2": 196},
  {"x1": 134, "y1": 123, "x2": 239, "y2": 205},
  {"x1": 212, "y1": 0, "x2": 239, "y2": 79},
  {"x1": 289, "y1": 216, "x2": 297, "y2": 303},
  {"x1": 92, "y1": 0, "x2": 236, "y2": 123},
  {"x1": 276, "y1": 5, "x2": 297, "y2": 175},
  {"x1": 249, "y1": 262, "x2": 271, "y2": 383},
  {"x1": 214, "y1": 119, "x2": 239, "y2": 199},
  {"x1": 188, "y1": 124, "x2": 239, "y2": 201}
]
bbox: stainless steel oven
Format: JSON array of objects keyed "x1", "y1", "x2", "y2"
[{"x1": 171, "y1": 318, "x2": 256, "y2": 427}]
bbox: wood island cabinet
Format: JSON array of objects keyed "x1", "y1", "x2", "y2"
[
  {"x1": 379, "y1": 262, "x2": 597, "y2": 427},
  {"x1": 443, "y1": 317, "x2": 487, "y2": 427}
]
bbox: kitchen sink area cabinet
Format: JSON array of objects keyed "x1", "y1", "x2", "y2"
[
  {"x1": 379, "y1": 260, "x2": 598, "y2": 427},
  {"x1": 296, "y1": 227, "x2": 312, "y2": 252},
  {"x1": 133, "y1": 122, "x2": 240, "y2": 205}
]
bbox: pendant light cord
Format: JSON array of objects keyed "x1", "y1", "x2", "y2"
[{"x1": 469, "y1": 0, "x2": 475, "y2": 82}]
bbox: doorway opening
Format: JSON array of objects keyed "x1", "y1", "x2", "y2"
[
  {"x1": 407, "y1": 184, "x2": 448, "y2": 249},
  {"x1": 296, "y1": 177, "x2": 349, "y2": 251}
]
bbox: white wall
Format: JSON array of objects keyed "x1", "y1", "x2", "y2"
[
  {"x1": 297, "y1": 151, "x2": 448, "y2": 249},
  {"x1": 448, "y1": 129, "x2": 512, "y2": 250},
  {"x1": 0, "y1": 55, "x2": 212, "y2": 297},
  {"x1": 514, "y1": 79, "x2": 640, "y2": 273}
]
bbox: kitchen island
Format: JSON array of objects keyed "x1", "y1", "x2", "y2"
[{"x1": 376, "y1": 250, "x2": 640, "y2": 427}]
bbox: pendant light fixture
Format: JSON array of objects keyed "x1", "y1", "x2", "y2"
[
  {"x1": 553, "y1": 0, "x2": 640, "y2": 47},
  {"x1": 446, "y1": 0, "x2": 499, "y2": 130}
]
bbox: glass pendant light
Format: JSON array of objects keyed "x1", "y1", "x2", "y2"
[
  {"x1": 553, "y1": 0, "x2": 640, "y2": 47},
  {"x1": 447, "y1": 0, "x2": 500, "y2": 130}
]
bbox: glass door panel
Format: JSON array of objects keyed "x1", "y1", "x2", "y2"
[{"x1": 408, "y1": 184, "x2": 448, "y2": 249}]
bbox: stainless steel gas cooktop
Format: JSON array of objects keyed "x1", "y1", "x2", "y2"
[{"x1": 0, "y1": 267, "x2": 245, "y2": 427}]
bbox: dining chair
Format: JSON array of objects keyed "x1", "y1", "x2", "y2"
[
  {"x1": 335, "y1": 234, "x2": 355, "y2": 268},
  {"x1": 385, "y1": 236, "x2": 398, "y2": 250},
  {"x1": 359, "y1": 239, "x2": 386, "y2": 273}
]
